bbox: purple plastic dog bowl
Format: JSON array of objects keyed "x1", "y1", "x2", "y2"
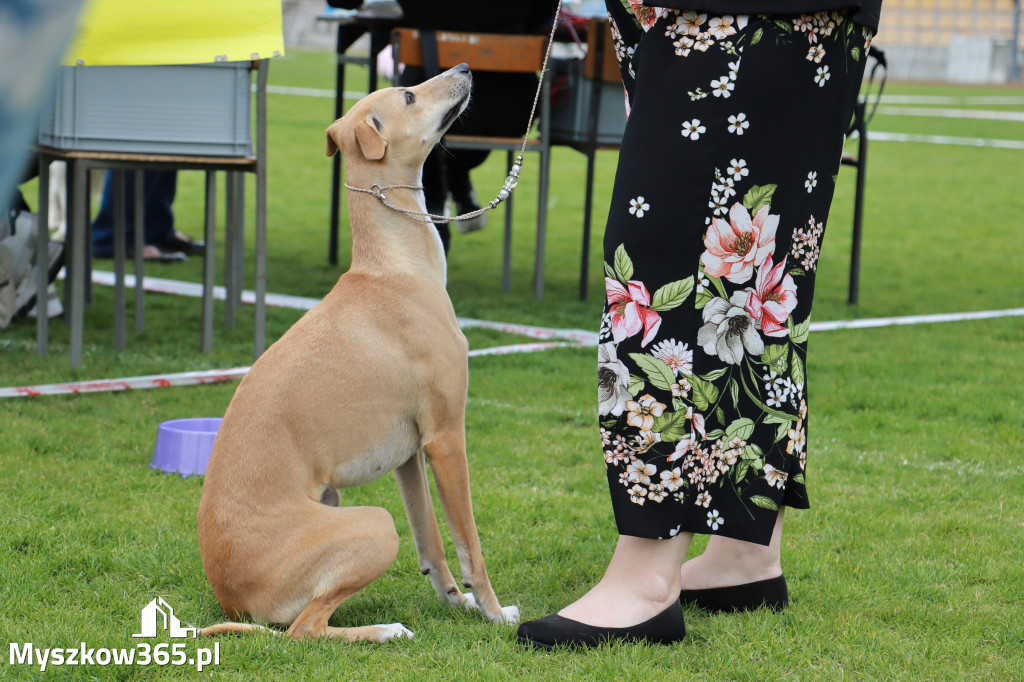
[{"x1": 151, "y1": 418, "x2": 223, "y2": 476}]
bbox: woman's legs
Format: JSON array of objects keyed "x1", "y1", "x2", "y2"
[
  {"x1": 680, "y1": 509, "x2": 785, "y2": 590},
  {"x1": 557, "y1": 532, "x2": 692, "y2": 628}
]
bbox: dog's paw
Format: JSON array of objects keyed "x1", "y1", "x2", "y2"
[
  {"x1": 498, "y1": 605, "x2": 520, "y2": 625},
  {"x1": 380, "y1": 623, "x2": 414, "y2": 641},
  {"x1": 460, "y1": 593, "x2": 478, "y2": 610}
]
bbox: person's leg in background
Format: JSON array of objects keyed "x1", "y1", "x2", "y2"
[{"x1": 92, "y1": 170, "x2": 194, "y2": 262}]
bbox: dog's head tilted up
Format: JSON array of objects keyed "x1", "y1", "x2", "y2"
[{"x1": 325, "y1": 63, "x2": 472, "y2": 168}]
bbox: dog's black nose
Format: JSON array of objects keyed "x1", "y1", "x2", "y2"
[{"x1": 455, "y1": 63, "x2": 470, "y2": 74}]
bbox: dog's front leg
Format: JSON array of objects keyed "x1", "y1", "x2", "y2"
[
  {"x1": 422, "y1": 433, "x2": 518, "y2": 625},
  {"x1": 394, "y1": 449, "x2": 466, "y2": 607}
]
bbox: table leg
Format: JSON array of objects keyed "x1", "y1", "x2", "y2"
[{"x1": 35, "y1": 155, "x2": 50, "y2": 356}]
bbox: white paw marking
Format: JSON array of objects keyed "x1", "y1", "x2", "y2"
[
  {"x1": 500, "y1": 605, "x2": 520, "y2": 625},
  {"x1": 461, "y1": 592, "x2": 478, "y2": 610},
  {"x1": 381, "y1": 623, "x2": 414, "y2": 641}
]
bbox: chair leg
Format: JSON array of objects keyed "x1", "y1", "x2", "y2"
[
  {"x1": 69, "y1": 161, "x2": 88, "y2": 368},
  {"x1": 580, "y1": 149, "x2": 597, "y2": 301},
  {"x1": 133, "y1": 170, "x2": 145, "y2": 332},
  {"x1": 234, "y1": 173, "x2": 245, "y2": 317},
  {"x1": 112, "y1": 169, "x2": 127, "y2": 350},
  {"x1": 201, "y1": 171, "x2": 217, "y2": 353},
  {"x1": 225, "y1": 171, "x2": 237, "y2": 330},
  {"x1": 502, "y1": 150, "x2": 513, "y2": 291},
  {"x1": 533, "y1": 145, "x2": 550, "y2": 299},
  {"x1": 35, "y1": 155, "x2": 50, "y2": 356},
  {"x1": 848, "y1": 115, "x2": 868, "y2": 305}
]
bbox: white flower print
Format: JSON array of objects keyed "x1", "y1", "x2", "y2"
[
  {"x1": 647, "y1": 483, "x2": 668, "y2": 503},
  {"x1": 697, "y1": 292, "x2": 765, "y2": 364},
  {"x1": 673, "y1": 35, "x2": 694, "y2": 57},
  {"x1": 727, "y1": 158, "x2": 749, "y2": 181},
  {"x1": 806, "y1": 45, "x2": 825, "y2": 63},
  {"x1": 627, "y1": 458, "x2": 657, "y2": 486},
  {"x1": 805, "y1": 171, "x2": 818, "y2": 193},
  {"x1": 598, "y1": 342, "x2": 632, "y2": 417},
  {"x1": 711, "y1": 77, "x2": 734, "y2": 98},
  {"x1": 628, "y1": 484, "x2": 647, "y2": 505},
  {"x1": 680, "y1": 11, "x2": 706, "y2": 36},
  {"x1": 815, "y1": 65, "x2": 830, "y2": 87},
  {"x1": 764, "y1": 464, "x2": 789, "y2": 490},
  {"x1": 628, "y1": 196, "x2": 650, "y2": 218},
  {"x1": 696, "y1": 274, "x2": 710, "y2": 293},
  {"x1": 707, "y1": 509, "x2": 725, "y2": 530},
  {"x1": 651, "y1": 339, "x2": 694, "y2": 376},
  {"x1": 708, "y1": 16, "x2": 736, "y2": 39},
  {"x1": 693, "y1": 32, "x2": 714, "y2": 51},
  {"x1": 695, "y1": 491, "x2": 711, "y2": 508},
  {"x1": 660, "y1": 467, "x2": 684, "y2": 492},
  {"x1": 727, "y1": 113, "x2": 749, "y2": 135},
  {"x1": 681, "y1": 119, "x2": 706, "y2": 140},
  {"x1": 727, "y1": 60, "x2": 741, "y2": 80}
]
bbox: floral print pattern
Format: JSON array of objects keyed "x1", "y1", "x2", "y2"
[{"x1": 600, "y1": 2, "x2": 875, "y2": 545}]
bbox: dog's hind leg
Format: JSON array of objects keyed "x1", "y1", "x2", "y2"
[
  {"x1": 394, "y1": 449, "x2": 466, "y2": 607},
  {"x1": 281, "y1": 505, "x2": 410, "y2": 642}
]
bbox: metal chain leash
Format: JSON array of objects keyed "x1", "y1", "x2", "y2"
[{"x1": 344, "y1": 0, "x2": 565, "y2": 224}]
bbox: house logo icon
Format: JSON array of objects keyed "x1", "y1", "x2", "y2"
[{"x1": 132, "y1": 597, "x2": 198, "y2": 638}]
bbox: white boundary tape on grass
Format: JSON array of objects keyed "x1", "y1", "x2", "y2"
[
  {"x1": 864, "y1": 130, "x2": 1024, "y2": 150},
  {"x1": 4, "y1": 272, "x2": 1021, "y2": 398}
]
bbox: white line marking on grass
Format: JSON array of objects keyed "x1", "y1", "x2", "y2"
[
  {"x1": 264, "y1": 84, "x2": 365, "y2": 100},
  {"x1": 864, "y1": 131, "x2": 1024, "y2": 150},
  {"x1": 810, "y1": 307, "x2": 1024, "y2": 332},
  {"x1": 880, "y1": 95, "x2": 1024, "y2": 106},
  {"x1": 876, "y1": 106, "x2": 1024, "y2": 123}
]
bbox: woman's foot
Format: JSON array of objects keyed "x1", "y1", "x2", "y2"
[
  {"x1": 558, "y1": 534, "x2": 692, "y2": 628},
  {"x1": 677, "y1": 508, "x2": 787, "y2": 611}
]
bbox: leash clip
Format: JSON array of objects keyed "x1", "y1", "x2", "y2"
[{"x1": 370, "y1": 184, "x2": 385, "y2": 201}]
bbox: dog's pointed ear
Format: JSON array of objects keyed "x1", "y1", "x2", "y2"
[
  {"x1": 354, "y1": 114, "x2": 387, "y2": 161},
  {"x1": 325, "y1": 119, "x2": 343, "y2": 157}
]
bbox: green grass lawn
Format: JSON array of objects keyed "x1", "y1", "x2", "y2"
[{"x1": 1, "y1": 51, "x2": 1022, "y2": 680}]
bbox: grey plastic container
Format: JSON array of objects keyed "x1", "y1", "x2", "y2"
[
  {"x1": 39, "y1": 62, "x2": 253, "y2": 157},
  {"x1": 548, "y1": 57, "x2": 627, "y2": 146}
]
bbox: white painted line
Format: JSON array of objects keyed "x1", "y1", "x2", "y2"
[
  {"x1": 810, "y1": 307, "x2": 1024, "y2": 332},
  {"x1": 264, "y1": 84, "x2": 366, "y2": 100},
  {"x1": 880, "y1": 95, "x2": 1024, "y2": 106},
  {"x1": 0, "y1": 367, "x2": 250, "y2": 398},
  {"x1": 876, "y1": 106, "x2": 1024, "y2": 123},
  {"x1": 865, "y1": 130, "x2": 1024, "y2": 150}
]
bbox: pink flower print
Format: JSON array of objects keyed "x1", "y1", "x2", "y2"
[
  {"x1": 606, "y1": 278, "x2": 663, "y2": 347},
  {"x1": 745, "y1": 255, "x2": 798, "y2": 337},
  {"x1": 701, "y1": 202, "x2": 778, "y2": 284}
]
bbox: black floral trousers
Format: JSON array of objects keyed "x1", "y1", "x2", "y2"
[{"x1": 598, "y1": 3, "x2": 873, "y2": 545}]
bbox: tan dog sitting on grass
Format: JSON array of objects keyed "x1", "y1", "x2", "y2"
[{"x1": 196, "y1": 64, "x2": 518, "y2": 642}]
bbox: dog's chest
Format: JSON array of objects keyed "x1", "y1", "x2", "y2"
[{"x1": 328, "y1": 418, "x2": 420, "y2": 488}]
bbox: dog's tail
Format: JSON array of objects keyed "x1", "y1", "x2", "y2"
[{"x1": 198, "y1": 622, "x2": 281, "y2": 637}]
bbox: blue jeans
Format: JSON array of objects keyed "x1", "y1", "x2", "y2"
[{"x1": 92, "y1": 170, "x2": 176, "y2": 257}]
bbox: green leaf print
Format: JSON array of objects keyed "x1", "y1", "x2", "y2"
[
  {"x1": 702, "y1": 367, "x2": 728, "y2": 382},
  {"x1": 651, "y1": 277, "x2": 694, "y2": 312},
  {"x1": 651, "y1": 409, "x2": 690, "y2": 442},
  {"x1": 750, "y1": 495, "x2": 779, "y2": 511},
  {"x1": 690, "y1": 375, "x2": 719, "y2": 411},
  {"x1": 760, "y1": 344, "x2": 789, "y2": 374},
  {"x1": 792, "y1": 473, "x2": 805, "y2": 485},
  {"x1": 751, "y1": 27, "x2": 763, "y2": 45},
  {"x1": 742, "y1": 184, "x2": 777, "y2": 213},
  {"x1": 729, "y1": 378, "x2": 740, "y2": 408},
  {"x1": 791, "y1": 316, "x2": 811, "y2": 344},
  {"x1": 695, "y1": 287, "x2": 715, "y2": 310},
  {"x1": 851, "y1": 46, "x2": 861, "y2": 62},
  {"x1": 628, "y1": 374, "x2": 645, "y2": 396},
  {"x1": 791, "y1": 352, "x2": 806, "y2": 388},
  {"x1": 725, "y1": 418, "x2": 756, "y2": 441},
  {"x1": 614, "y1": 244, "x2": 634, "y2": 282},
  {"x1": 628, "y1": 353, "x2": 675, "y2": 391},
  {"x1": 775, "y1": 421, "x2": 790, "y2": 443},
  {"x1": 604, "y1": 261, "x2": 616, "y2": 279}
]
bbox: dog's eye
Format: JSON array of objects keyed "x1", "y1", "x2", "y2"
[{"x1": 405, "y1": 91, "x2": 415, "y2": 105}]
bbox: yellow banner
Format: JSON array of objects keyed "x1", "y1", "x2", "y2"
[{"x1": 64, "y1": 0, "x2": 284, "y2": 66}]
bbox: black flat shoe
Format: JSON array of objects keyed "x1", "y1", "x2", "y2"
[
  {"x1": 679, "y1": 574, "x2": 788, "y2": 613},
  {"x1": 161, "y1": 231, "x2": 205, "y2": 255},
  {"x1": 516, "y1": 600, "x2": 685, "y2": 649}
]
